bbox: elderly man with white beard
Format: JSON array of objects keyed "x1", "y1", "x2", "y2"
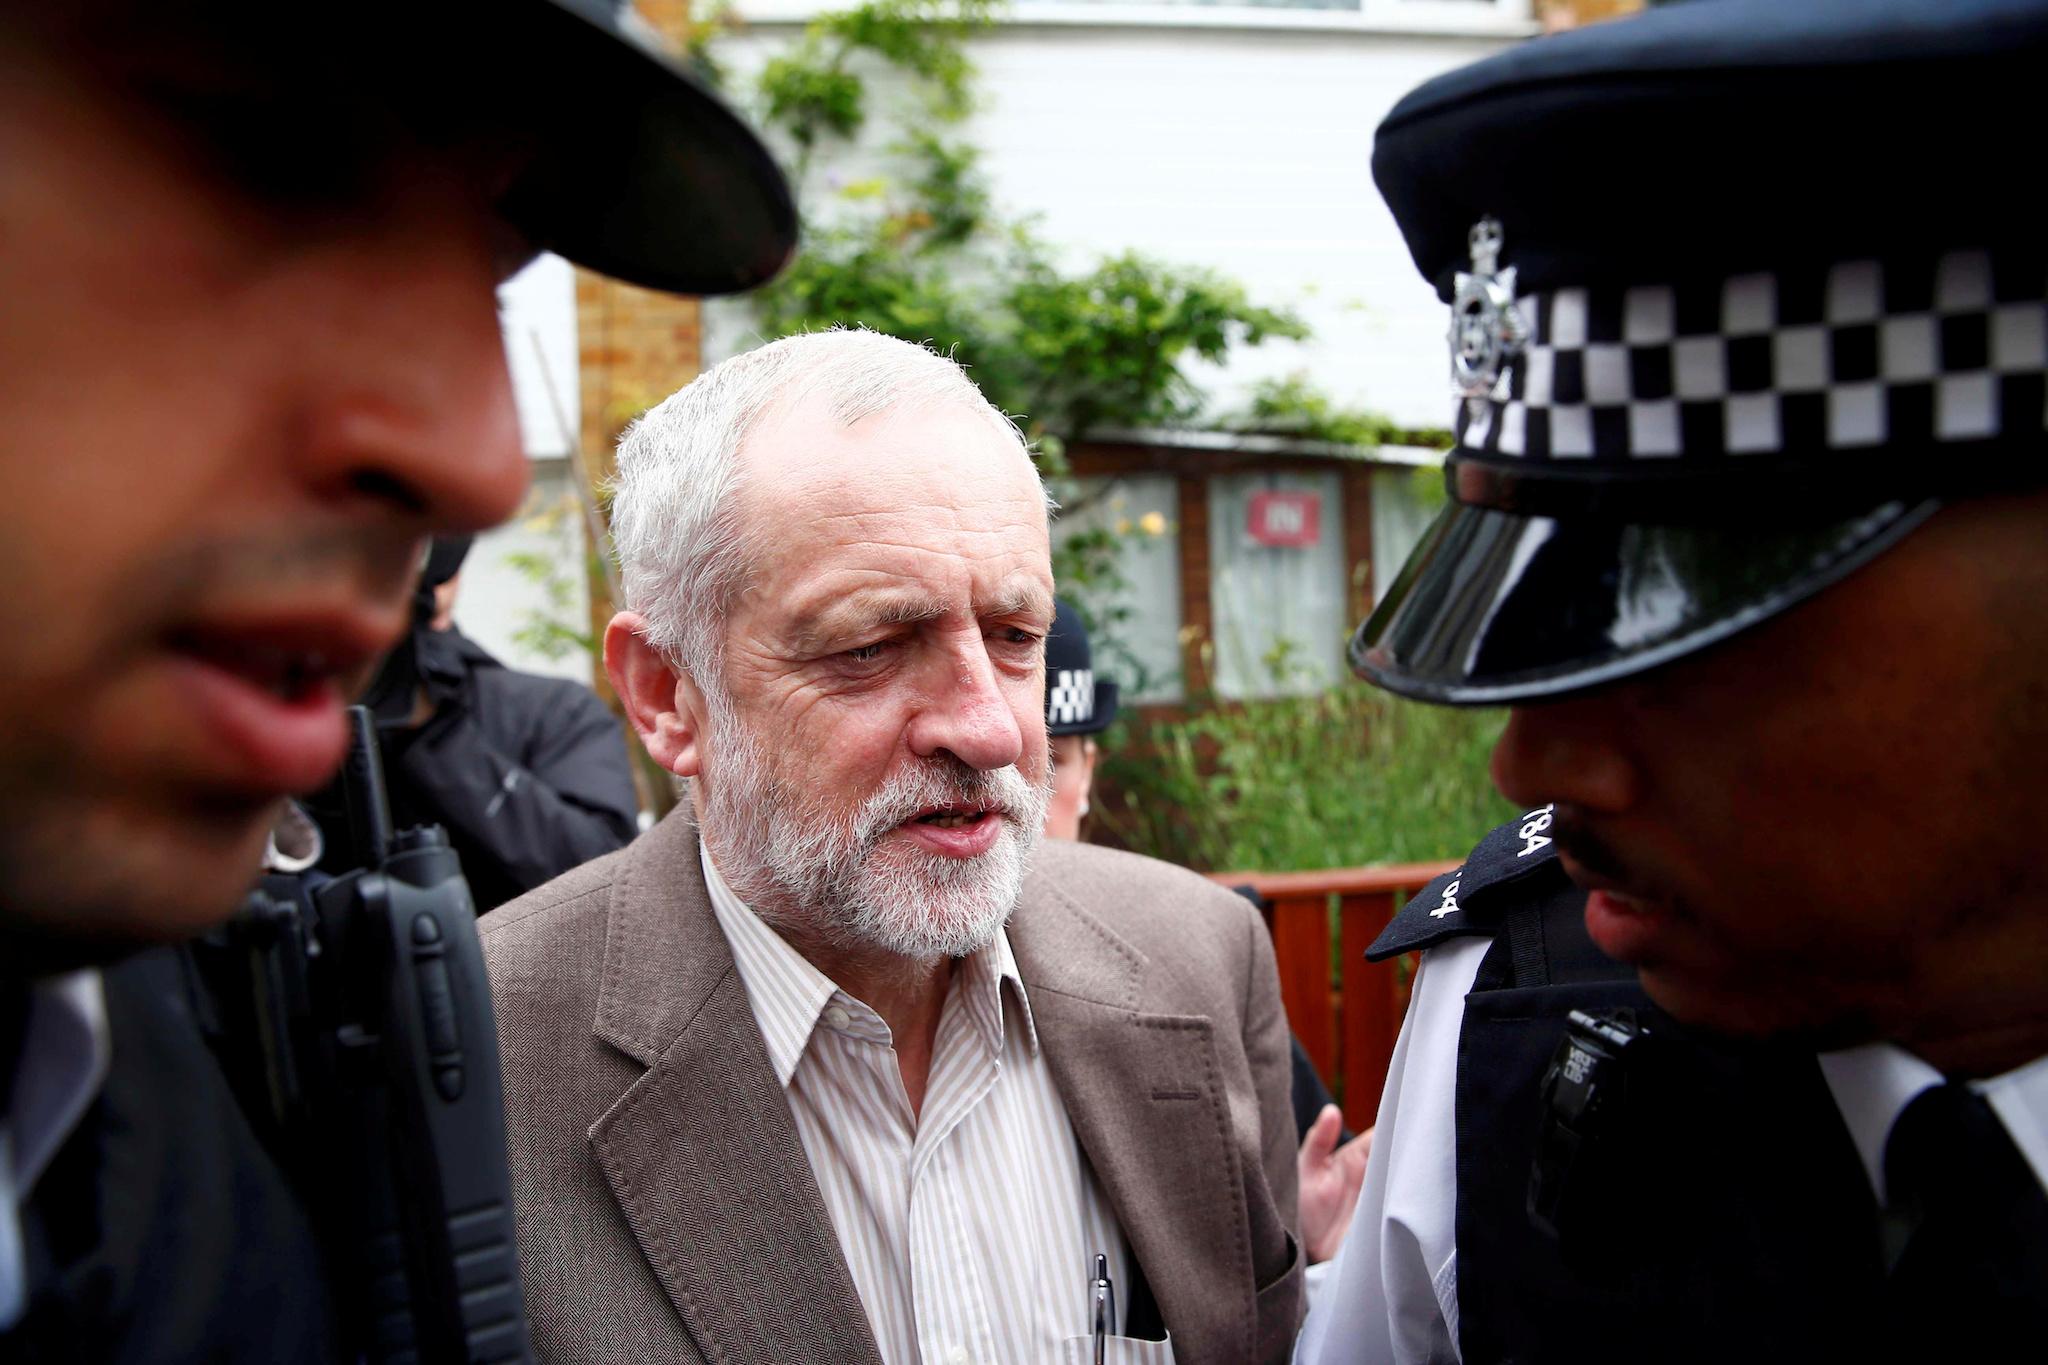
[{"x1": 478, "y1": 330, "x2": 1305, "y2": 1365}]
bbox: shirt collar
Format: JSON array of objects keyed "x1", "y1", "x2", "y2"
[
  {"x1": 698, "y1": 842, "x2": 1039, "y2": 1089},
  {"x1": 4, "y1": 969, "x2": 110, "y2": 1198},
  {"x1": 1818, "y1": 1041, "x2": 2048, "y2": 1204},
  {"x1": 956, "y1": 916, "x2": 1040, "y2": 1061}
]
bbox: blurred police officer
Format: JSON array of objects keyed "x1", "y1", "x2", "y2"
[
  {"x1": 0, "y1": 1, "x2": 791, "y2": 1357},
  {"x1": 1297, "y1": 2, "x2": 2048, "y2": 1361},
  {"x1": 1041, "y1": 598, "x2": 1120, "y2": 841},
  {"x1": 346, "y1": 535, "x2": 639, "y2": 914}
]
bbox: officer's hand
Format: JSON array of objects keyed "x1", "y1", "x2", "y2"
[{"x1": 1297, "y1": 1105, "x2": 1374, "y2": 1264}]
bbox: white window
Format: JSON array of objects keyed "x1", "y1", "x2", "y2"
[
  {"x1": 1370, "y1": 464, "x2": 1445, "y2": 604},
  {"x1": 1050, "y1": 475, "x2": 1185, "y2": 703},
  {"x1": 1207, "y1": 469, "x2": 1347, "y2": 698},
  {"x1": 1005, "y1": 0, "x2": 1530, "y2": 25},
  {"x1": 497, "y1": 253, "x2": 579, "y2": 460}
]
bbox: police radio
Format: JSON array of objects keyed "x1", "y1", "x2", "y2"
[{"x1": 216, "y1": 707, "x2": 533, "y2": 1363}]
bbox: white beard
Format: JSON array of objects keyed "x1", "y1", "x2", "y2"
[{"x1": 697, "y1": 691, "x2": 1051, "y2": 962}]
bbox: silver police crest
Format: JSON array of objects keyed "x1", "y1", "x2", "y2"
[{"x1": 1450, "y1": 217, "x2": 1527, "y2": 418}]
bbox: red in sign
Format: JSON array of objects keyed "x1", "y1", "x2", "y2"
[{"x1": 1246, "y1": 490, "x2": 1322, "y2": 548}]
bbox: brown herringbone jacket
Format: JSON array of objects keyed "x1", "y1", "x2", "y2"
[{"x1": 480, "y1": 814, "x2": 1304, "y2": 1365}]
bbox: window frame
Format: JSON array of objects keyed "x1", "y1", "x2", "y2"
[{"x1": 731, "y1": 0, "x2": 1537, "y2": 38}]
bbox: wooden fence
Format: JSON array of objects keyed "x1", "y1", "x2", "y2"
[{"x1": 1209, "y1": 860, "x2": 1458, "y2": 1134}]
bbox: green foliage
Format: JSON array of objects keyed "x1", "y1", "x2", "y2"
[
  {"x1": 760, "y1": 56, "x2": 869, "y2": 146},
  {"x1": 502, "y1": 492, "x2": 598, "y2": 664},
  {"x1": 1094, "y1": 686, "x2": 1515, "y2": 873},
  {"x1": 756, "y1": 231, "x2": 977, "y2": 342},
  {"x1": 898, "y1": 129, "x2": 988, "y2": 247},
  {"x1": 1231, "y1": 373, "x2": 1455, "y2": 451},
  {"x1": 756, "y1": 0, "x2": 996, "y2": 156},
  {"x1": 1404, "y1": 461, "x2": 1449, "y2": 517},
  {"x1": 503, "y1": 551, "x2": 596, "y2": 663},
  {"x1": 995, "y1": 252, "x2": 1308, "y2": 438}
]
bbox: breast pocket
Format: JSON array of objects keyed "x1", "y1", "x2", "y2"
[{"x1": 1059, "y1": 1331, "x2": 1176, "y2": 1364}]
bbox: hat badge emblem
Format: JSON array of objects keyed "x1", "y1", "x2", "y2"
[{"x1": 1450, "y1": 217, "x2": 1527, "y2": 418}]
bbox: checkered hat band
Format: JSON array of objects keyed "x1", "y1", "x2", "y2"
[
  {"x1": 1458, "y1": 251, "x2": 2048, "y2": 462},
  {"x1": 1047, "y1": 668, "x2": 1094, "y2": 727}
]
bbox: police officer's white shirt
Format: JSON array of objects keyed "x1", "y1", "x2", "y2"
[
  {"x1": 0, "y1": 970, "x2": 110, "y2": 1330},
  {"x1": 1294, "y1": 938, "x2": 1484, "y2": 1365},
  {"x1": 1292, "y1": 941, "x2": 2048, "y2": 1365},
  {"x1": 1817, "y1": 1042, "x2": 2048, "y2": 1204}
]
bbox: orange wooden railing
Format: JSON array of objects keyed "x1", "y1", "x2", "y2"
[{"x1": 1210, "y1": 861, "x2": 1459, "y2": 1135}]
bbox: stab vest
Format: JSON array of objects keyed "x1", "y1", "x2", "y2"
[{"x1": 1369, "y1": 810, "x2": 1888, "y2": 1364}]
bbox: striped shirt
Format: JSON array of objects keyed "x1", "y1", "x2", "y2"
[{"x1": 702, "y1": 846, "x2": 1131, "y2": 1365}]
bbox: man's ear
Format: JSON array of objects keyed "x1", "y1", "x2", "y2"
[{"x1": 604, "y1": 611, "x2": 709, "y2": 778}]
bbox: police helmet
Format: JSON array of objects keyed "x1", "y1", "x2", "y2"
[
  {"x1": 1044, "y1": 600, "x2": 1120, "y2": 737},
  {"x1": 1350, "y1": 0, "x2": 2048, "y2": 705}
]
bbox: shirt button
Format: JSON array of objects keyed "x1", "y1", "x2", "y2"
[
  {"x1": 945, "y1": 1348, "x2": 970, "y2": 1365},
  {"x1": 823, "y1": 1005, "x2": 851, "y2": 1030}
]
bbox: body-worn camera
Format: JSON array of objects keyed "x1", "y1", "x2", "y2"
[
  {"x1": 208, "y1": 708, "x2": 531, "y2": 1364},
  {"x1": 1529, "y1": 1008, "x2": 1651, "y2": 1246}
]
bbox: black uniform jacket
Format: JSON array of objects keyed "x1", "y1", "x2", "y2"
[
  {"x1": 1370, "y1": 815, "x2": 1887, "y2": 1364},
  {"x1": 4, "y1": 949, "x2": 346, "y2": 1363},
  {"x1": 356, "y1": 630, "x2": 640, "y2": 916}
]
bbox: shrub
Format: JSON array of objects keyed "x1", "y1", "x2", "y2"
[{"x1": 1092, "y1": 686, "x2": 1513, "y2": 873}]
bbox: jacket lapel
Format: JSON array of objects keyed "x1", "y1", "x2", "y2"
[
  {"x1": 1009, "y1": 875, "x2": 1259, "y2": 1365},
  {"x1": 585, "y1": 815, "x2": 884, "y2": 1365}
]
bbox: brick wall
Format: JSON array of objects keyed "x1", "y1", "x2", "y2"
[
  {"x1": 573, "y1": 275, "x2": 702, "y2": 482},
  {"x1": 1537, "y1": 0, "x2": 1646, "y2": 31}
]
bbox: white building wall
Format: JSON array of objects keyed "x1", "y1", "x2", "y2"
[{"x1": 707, "y1": 5, "x2": 1530, "y2": 429}]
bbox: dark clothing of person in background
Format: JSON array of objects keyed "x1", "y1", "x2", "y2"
[
  {"x1": 360, "y1": 629, "x2": 640, "y2": 915},
  {"x1": 5, "y1": 953, "x2": 345, "y2": 1363},
  {"x1": 1290, "y1": 1036, "x2": 1350, "y2": 1145}
]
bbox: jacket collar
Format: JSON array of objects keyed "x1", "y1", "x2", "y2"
[
  {"x1": 1007, "y1": 854, "x2": 1265, "y2": 1365},
  {"x1": 587, "y1": 812, "x2": 886, "y2": 1365}
]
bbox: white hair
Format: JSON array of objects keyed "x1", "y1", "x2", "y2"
[{"x1": 607, "y1": 328, "x2": 1037, "y2": 685}]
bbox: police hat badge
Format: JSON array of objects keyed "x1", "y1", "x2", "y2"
[
  {"x1": 1451, "y1": 218, "x2": 1528, "y2": 424},
  {"x1": 1348, "y1": 0, "x2": 2048, "y2": 705}
]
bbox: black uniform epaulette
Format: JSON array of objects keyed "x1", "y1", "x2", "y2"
[{"x1": 1366, "y1": 803, "x2": 1571, "y2": 961}]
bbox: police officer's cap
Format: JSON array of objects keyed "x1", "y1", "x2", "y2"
[
  {"x1": 1044, "y1": 600, "x2": 1120, "y2": 738},
  {"x1": 498, "y1": 0, "x2": 795, "y2": 295},
  {"x1": 299, "y1": 0, "x2": 795, "y2": 296},
  {"x1": 1352, "y1": 0, "x2": 2048, "y2": 705}
]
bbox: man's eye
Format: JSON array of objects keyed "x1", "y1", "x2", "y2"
[{"x1": 845, "y1": 642, "x2": 888, "y2": 663}]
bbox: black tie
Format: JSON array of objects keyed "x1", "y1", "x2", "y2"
[{"x1": 1880, "y1": 1081, "x2": 2048, "y2": 1353}]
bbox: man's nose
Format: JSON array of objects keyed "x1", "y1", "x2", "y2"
[
  {"x1": 908, "y1": 638, "x2": 1027, "y2": 773},
  {"x1": 1490, "y1": 700, "x2": 1639, "y2": 815},
  {"x1": 286, "y1": 220, "x2": 531, "y2": 534}
]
